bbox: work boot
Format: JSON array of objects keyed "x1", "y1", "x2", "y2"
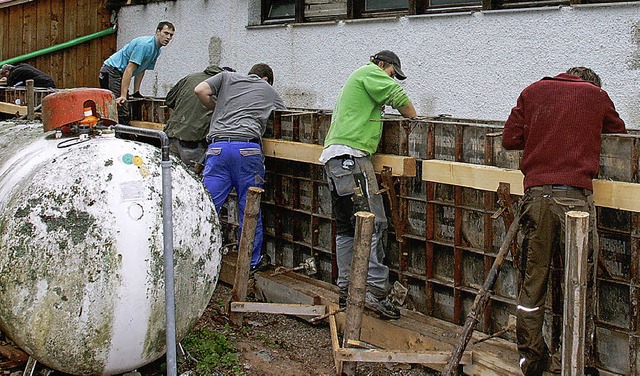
[
  {"x1": 584, "y1": 367, "x2": 599, "y2": 376},
  {"x1": 520, "y1": 355, "x2": 547, "y2": 376},
  {"x1": 365, "y1": 291, "x2": 400, "y2": 320},
  {"x1": 339, "y1": 294, "x2": 347, "y2": 309}
]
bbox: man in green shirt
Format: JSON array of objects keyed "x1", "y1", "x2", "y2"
[{"x1": 320, "y1": 50, "x2": 417, "y2": 319}]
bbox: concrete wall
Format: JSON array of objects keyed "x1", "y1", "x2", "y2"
[{"x1": 116, "y1": 0, "x2": 640, "y2": 127}]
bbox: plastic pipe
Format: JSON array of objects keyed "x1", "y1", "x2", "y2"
[
  {"x1": 0, "y1": 27, "x2": 116, "y2": 66},
  {"x1": 113, "y1": 124, "x2": 177, "y2": 376}
]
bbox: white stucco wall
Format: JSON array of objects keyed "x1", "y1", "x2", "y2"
[{"x1": 115, "y1": 0, "x2": 640, "y2": 127}]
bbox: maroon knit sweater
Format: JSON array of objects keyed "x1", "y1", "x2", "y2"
[{"x1": 502, "y1": 73, "x2": 627, "y2": 191}]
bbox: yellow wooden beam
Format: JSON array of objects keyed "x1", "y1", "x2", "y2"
[
  {"x1": 422, "y1": 160, "x2": 640, "y2": 213},
  {"x1": 262, "y1": 138, "x2": 416, "y2": 177},
  {"x1": 129, "y1": 120, "x2": 164, "y2": 131},
  {"x1": 0, "y1": 101, "x2": 27, "y2": 116}
]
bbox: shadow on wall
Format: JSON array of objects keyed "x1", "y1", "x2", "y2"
[{"x1": 209, "y1": 36, "x2": 222, "y2": 68}]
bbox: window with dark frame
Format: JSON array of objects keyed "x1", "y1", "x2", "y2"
[
  {"x1": 260, "y1": 0, "x2": 637, "y2": 24},
  {"x1": 267, "y1": 0, "x2": 296, "y2": 20}
]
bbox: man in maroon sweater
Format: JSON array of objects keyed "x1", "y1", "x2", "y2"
[{"x1": 503, "y1": 67, "x2": 626, "y2": 376}]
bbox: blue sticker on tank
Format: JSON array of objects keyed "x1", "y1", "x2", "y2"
[{"x1": 122, "y1": 153, "x2": 133, "y2": 165}]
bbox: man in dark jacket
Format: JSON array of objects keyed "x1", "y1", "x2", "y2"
[
  {"x1": 0, "y1": 63, "x2": 56, "y2": 88},
  {"x1": 164, "y1": 65, "x2": 234, "y2": 172},
  {"x1": 502, "y1": 67, "x2": 627, "y2": 376}
]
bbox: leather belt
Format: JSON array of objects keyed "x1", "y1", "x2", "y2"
[
  {"x1": 526, "y1": 185, "x2": 591, "y2": 197},
  {"x1": 212, "y1": 137, "x2": 260, "y2": 144}
]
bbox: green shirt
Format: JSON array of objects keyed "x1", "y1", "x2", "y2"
[
  {"x1": 324, "y1": 62, "x2": 412, "y2": 155},
  {"x1": 164, "y1": 65, "x2": 223, "y2": 141}
]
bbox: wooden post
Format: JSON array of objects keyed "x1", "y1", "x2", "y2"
[
  {"x1": 26, "y1": 80, "x2": 35, "y2": 121},
  {"x1": 342, "y1": 211, "x2": 375, "y2": 375},
  {"x1": 562, "y1": 211, "x2": 590, "y2": 376},
  {"x1": 229, "y1": 187, "x2": 264, "y2": 327}
]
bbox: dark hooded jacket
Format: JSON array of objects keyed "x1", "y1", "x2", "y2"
[{"x1": 164, "y1": 65, "x2": 223, "y2": 141}]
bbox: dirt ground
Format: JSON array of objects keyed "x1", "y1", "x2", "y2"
[
  {"x1": 177, "y1": 282, "x2": 436, "y2": 376},
  {"x1": 0, "y1": 282, "x2": 436, "y2": 376}
]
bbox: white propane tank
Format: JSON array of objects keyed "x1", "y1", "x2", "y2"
[{"x1": 0, "y1": 122, "x2": 222, "y2": 375}]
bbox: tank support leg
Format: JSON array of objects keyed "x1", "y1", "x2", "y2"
[{"x1": 22, "y1": 356, "x2": 37, "y2": 376}]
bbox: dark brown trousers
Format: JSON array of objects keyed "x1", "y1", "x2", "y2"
[{"x1": 516, "y1": 185, "x2": 597, "y2": 376}]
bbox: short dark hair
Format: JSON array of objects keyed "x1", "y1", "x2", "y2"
[
  {"x1": 248, "y1": 63, "x2": 274, "y2": 85},
  {"x1": 566, "y1": 67, "x2": 601, "y2": 87},
  {"x1": 156, "y1": 21, "x2": 175, "y2": 32},
  {"x1": 370, "y1": 58, "x2": 392, "y2": 69}
]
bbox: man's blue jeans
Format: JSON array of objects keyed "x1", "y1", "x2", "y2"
[{"x1": 203, "y1": 140, "x2": 265, "y2": 268}]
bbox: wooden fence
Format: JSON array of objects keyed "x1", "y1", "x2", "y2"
[{"x1": 0, "y1": 0, "x2": 115, "y2": 89}]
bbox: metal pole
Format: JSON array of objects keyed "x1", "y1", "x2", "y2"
[
  {"x1": 113, "y1": 125, "x2": 177, "y2": 376},
  {"x1": 562, "y1": 211, "x2": 590, "y2": 376}
]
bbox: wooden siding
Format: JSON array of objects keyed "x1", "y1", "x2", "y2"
[{"x1": 0, "y1": 0, "x2": 116, "y2": 89}]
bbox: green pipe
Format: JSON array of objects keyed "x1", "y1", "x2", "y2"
[{"x1": 0, "y1": 26, "x2": 116, "y2": 66}]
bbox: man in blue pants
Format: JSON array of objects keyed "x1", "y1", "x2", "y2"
[{"x1": 194, "y1": 63, "x2": 286, "y2": 271}]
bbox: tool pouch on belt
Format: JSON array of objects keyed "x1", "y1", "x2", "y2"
[{"x1": 325, "y1": 156, "x2": 371, "y2": 212}]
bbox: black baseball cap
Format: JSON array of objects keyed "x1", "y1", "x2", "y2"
[{"x1": 371, "y1": 50, "x2": 406, "y2": 80}]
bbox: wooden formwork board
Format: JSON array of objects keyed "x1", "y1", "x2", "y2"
[
  {"x1": 0, "y1": 101, "x2": 26, "y2": 116},
  {"x1": 262, "y1": 138, "x2": 417, "y2": 177},
  {"x1": 421, "y1": 160, "x2": 640, "y2": 213}
]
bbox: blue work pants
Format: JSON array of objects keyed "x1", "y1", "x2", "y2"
[{"x1": 203, "y1": 141, "x2": 265, "y2": 267}]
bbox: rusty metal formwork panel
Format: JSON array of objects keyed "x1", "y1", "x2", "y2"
[
  {"x1": 269, "y1": 109, "x2": 332, "y2": 144},
  {"x1": 600, "y1": 134, "x2": 640, "y2": 183},
  {"x1": 129, "y1": 97, "x2": 170, "y2": 124},
  {"x1": 260, "y1": 158, "x2": 335, "y2": 283},
  {"x1": 218, "y1": 109, "x2": 640, "y2": 374}
]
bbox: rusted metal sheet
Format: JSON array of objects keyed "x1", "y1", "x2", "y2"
[{"x1": 40, "y1": 88, "x2": 117, "y2": 130}]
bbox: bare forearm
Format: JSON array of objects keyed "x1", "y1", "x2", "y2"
[
  {"x1": 194, "y1": 82, "x2": 216, "y2": 110},
  {"x1": 398, "y1": 102, "x2": 417, "y2": 119},
  {"x1": 133, "y1": 71, "x2": 145, "y2": 93}
]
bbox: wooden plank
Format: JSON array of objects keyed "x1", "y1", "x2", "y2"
[
  {"x1": 75, "y1": 0, "x2": 90, "y2": 87},
  {"x1": 329, "y1": 314, "x2": 343, "y2": 376},
  {"x1": 422, "y1": 160, "x2": 524, "y2": 195},
  {"x1": 7, "y1": 4, "x2": 22, "y2": 60},
  {"x1": 62, "y1": 0, "x2": 78, "y2": 88},
  {"x1": 22, "y1": 1, "x2": 37, "y2": 57},
  {"x1": 35, "y1": 0, "x2": 52, "y2": 74},
  {"x1": 49, "y1": 0, "x2": 64, "y2": 88},
  {"x1": 0, "y1": 101, "x2": 27, "y2": 115},
  {"x1": 562, "y1": 211, "x2": 589, "y2": 376},
  {"x1": 230, "y1": 302, "x2": 326, "y2": 316},
  {"x1": 262, "y1": 138, "x2": 417, "y2": 177},
  {"x1": 334, "y1": 348, "x2": 473, "y2": 365},
  {"x1": 229, "y1": 187, "x2": 263, "y2": 327},
  {"x1": 129, "y1": 120, "x2": 164, "y2": 131},
  {"x1": 0, "y1": 11, "x2": 5, "y2": 61},
  {"x1": 591, "y1": 180, "x2": 640, "y2": 213},
  {"x1": 245, "y1": 257, "x2": 520, "y2": 375},
  {"x1": 421, "y1": 160, "x2": 640, "y2": 213}
]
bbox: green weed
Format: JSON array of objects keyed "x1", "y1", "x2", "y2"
[{"x1": 180, "y1": 328, "x2": 244, "y2": 376}]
